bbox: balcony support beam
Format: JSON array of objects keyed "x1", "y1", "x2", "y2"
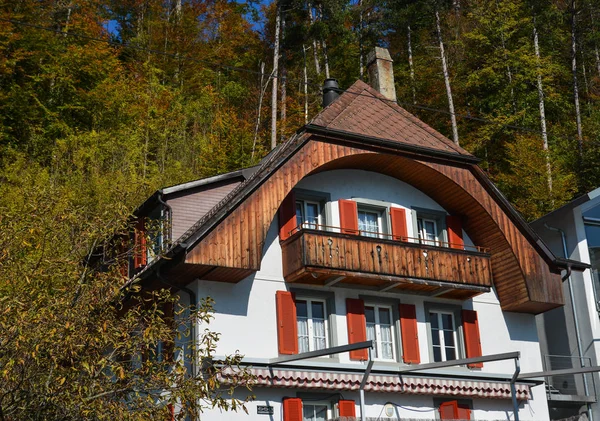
[{"x1": 325, "y1": 276, "x2": 345, "y2": 287}]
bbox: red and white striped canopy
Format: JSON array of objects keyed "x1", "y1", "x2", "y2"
[{"x1": 221, "y1": 367, "x2": 531, "y2": 401}]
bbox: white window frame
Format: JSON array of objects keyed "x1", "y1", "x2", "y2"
[
  {"x1": 302, "y1": 401, "x2": 333, "y2": 421},
  {"x1": 357, "y1": 205, "x2": 385, "y2": 238},
  {"x1": 296, "y1": 199, "x2": 323, "y2": 230},
  {"x1": 364, "y1": 304, "x2": 396, "y2": 361},
  {"x1": 429, "y1": 310, "x2": 459, "y2": 363},
  {"x1": 296, "y1": 298, "x2": 329, "y2": 353},
  {"x1": 417, "y1": 216, "x2": 439, "y2": 246}
]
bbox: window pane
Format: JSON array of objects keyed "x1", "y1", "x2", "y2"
[
  {"x1": 314, "y1": 405, "x2": 328, "y2": 421},
  {"x1": 365, "y1": 307, "x2": 375, "y2": 323},
  {"x1": 366, "y1": 323, "x2": 376, "y2": 343},
  {"x1": 303, "y1": 405, "x2": 314, "y2": 421},
  {"x1": 297, "y1": 318, "x2": 309, "y2": 353},
  {"x1": 297, "y1": 301, "x2": 307, "y2": 317},
  {"x1": 313, "y1": 319, "x2": 326, "y2": 351},
  {"x1": 296, "y1": 202, "x2": 304, "y2": 228},
  {"x1": 312, "y1": 302, "x2": 325, "y2": 319},
  {"x1": 433, "y1": 346, "x2": 442, "y2": 362},
  {"x1": 381, "y1": 324, "x2": 393, "y2": 359},
  {"x1": 443, "y1": 330, "x2": 455, "y2": 347},
  {"x1": 379, "y1": 308, "x2": 391, "y2": 325},
  {"x1": 430, "y1": 312, "x2": 439, "y2": 329},
  {"x1": 441, "y1": 314, "x2": 453, "y2": 330},
  {"x1": 445, "y1": 346, "x2": 456, "y2": 361},
  {"x1": 358, "y1": 210, "x2": 379, "y2": 237},
  {"x1": 306, "y1": 203, "x2": 319, "y2": 227},
  {"x1": 431, "y1": 328, "x2": 440, "y2": 346}
]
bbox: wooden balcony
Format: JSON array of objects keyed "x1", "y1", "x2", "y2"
[{"x1": 281, "y1": 227, "x2": 492, "y2": 300}]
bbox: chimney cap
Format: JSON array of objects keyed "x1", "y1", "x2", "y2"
[{"x1": 367, "y1": 47, "x2": 393, "y2": 66}]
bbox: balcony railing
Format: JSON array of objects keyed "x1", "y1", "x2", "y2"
[
  {"x1": 281, "y1": 225, "x2": 492, "y2": 298},
  {"x1": 544, "y1": 354, "x2": 596, "y2": 402}
]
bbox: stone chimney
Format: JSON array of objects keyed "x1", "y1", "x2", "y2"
[{"x1": 367, "y1": 47, "x2": 397, "y2": 102}]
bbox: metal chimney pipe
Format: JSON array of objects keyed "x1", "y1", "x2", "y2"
[{"x1": 322, "y1": 78, "x2": 340, "y2": 108}]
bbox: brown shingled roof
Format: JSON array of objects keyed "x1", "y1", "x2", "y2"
[{"x1": 309, "y1": 79, "x2": 472, "y2": 157}]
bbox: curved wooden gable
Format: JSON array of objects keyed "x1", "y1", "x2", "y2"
[{"x1": 185, "y1": 136, "x2": 563, "y2": 314}]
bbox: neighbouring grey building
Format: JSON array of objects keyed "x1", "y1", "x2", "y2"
[{"x1": 532, "y1": 188, "x2": 600, "y2": 421}]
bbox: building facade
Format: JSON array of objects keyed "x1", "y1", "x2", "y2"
[
  {"x1": 532, "y1": 188, "x2": 600, "y2": 421},
  {"x1": 127, "y1": 50, "x2": 585, "y2": 421}
]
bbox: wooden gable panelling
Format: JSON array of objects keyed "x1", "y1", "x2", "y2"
[{"x1": 185, "y1": 137, "x2": 563, "y2": 313}]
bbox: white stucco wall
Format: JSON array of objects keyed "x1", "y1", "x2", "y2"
[{"x1": 188, "y1": 170, "x2": 549, "y2": 421}]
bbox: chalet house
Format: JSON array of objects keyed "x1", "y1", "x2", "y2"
[
  {"x1": 531, "y1": 188, "x2": 600, "y2": 420},
  {"x1": 128, "y1": 48, "x2": 587, "y2": 421}
]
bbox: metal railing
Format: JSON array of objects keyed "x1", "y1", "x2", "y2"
[
  {"x1": 544, "y1": 354, "x2": 596, "y2": 399},
  {"x1": 288, "y1": 223, "x2": 490, "y2": 254}
]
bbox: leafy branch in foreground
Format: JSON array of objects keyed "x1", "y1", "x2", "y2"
[{"x1": 0, "y1": 158, "x2": 255, "y2": 421}]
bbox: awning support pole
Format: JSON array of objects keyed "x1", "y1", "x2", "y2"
[
  {"x1": 511, "y1": 356, "x2": 521, "y2": 421},
  {"x1": 359, "y1": 348, "x2": 373, "y2": 421}
]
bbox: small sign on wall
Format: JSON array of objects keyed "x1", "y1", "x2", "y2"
[{"x1": 257, "y1": 406, "x2": 274, "y2": 415}]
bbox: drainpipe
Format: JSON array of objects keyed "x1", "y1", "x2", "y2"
[
  {"x1": 156, "y1": 266, "x2": 197, "y2": 377},
  {"x1": 545, "y1": 223, "x2": 593, "y2": 419},
  {"x1": 510, "y1": 357, "x2": 521, "y2": 421}
]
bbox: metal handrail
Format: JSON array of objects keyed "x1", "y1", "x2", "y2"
[{"x1": 288, "y1": 223, "x2": 490, "y2": 254}]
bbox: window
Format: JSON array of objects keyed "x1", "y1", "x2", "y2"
[
  {"x1": 296, "y1": 200, "x2": 322, "y2": 230},
  {"x1": 430, "y1": 311, "x2": 458, "y2": 362},
  {"x1": 412, "y1": 208, "x2": 446, "y2": 247},
  {"x1": 365, "y1": 305, "x2": 395, "y2": 360},
  {"x1": 303, "y1": 403, "x2": 330, "y2": 421},
  {"x1": 417, "y1": 217, "x2": 439, "y2": 246},
  {"x1": 358, "y1": 208, "x2": 382, "y2": 238},
  {"x1": 296, "y1": 299, "x2": 328, "y2": 353}
]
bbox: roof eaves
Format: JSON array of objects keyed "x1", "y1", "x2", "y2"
[
  {"x1": 162, "y1": 166, "x2": 259, "y2": 196},
  {"x1": 471, "y1": 166, "x2": 583, "y2": 273}
]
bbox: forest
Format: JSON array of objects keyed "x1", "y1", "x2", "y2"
[{"x1": 1, "y1": 0, "x2": 599, "y2": 418}]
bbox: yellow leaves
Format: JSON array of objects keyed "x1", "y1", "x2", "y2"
[{"x1": 58, "y1": 377, "x2": 66, "y2": 385}]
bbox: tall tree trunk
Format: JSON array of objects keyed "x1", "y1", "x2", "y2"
[
  {"x1": 280, "y1": 12, "x2": 287, "y2": 142},
  {"x1": 303, "y1": 44, "x2": 309, "y2": 124},
  {"x1": 588, "y1": 0, "x2": 600, "y2": 76},
  {"x1": 270, "y1": 3, "x2": 281, "y2": 150},
  {"x1": 307, "y1": 2, "x2": 321, "y2": 75},
  {"x1": 322, "y1": 40, "x2": 330, "y2": 79},
  {"x1": 252, "y1": 62, "x2": 265, "y2": 159},
  {"x1": 495, "y1": 0, "x2": 516, "y2": 112},
  {"x1": 571, "y1": 0, "x2": 584, "y2": 155},
  {"x1": 407, "y1": 25, "x2": 417, "y2": 105},
  {"x1": 358, "y1": 0, "x2": 364, "y2": 78},
  {"x1": 533, "y1": 16, "x2": 553, "y2": 197},
  {"x1": 436, "y1": 10, "x2": 459, "y2": 145}
]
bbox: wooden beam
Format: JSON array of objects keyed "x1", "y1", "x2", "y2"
[
  {"x1": 325, "y1": 276, "x2": 345, "y2": 287},
  {"x1": 379, "y1": 282, "x2": 403, "y2": 292}
]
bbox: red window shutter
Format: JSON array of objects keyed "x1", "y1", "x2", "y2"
[
  {"x1": 346, "y1": 298, "x2": 367, "y2": 360},
  {"x1": 399, "y1": 304, "x2": 420, "y2": 364},
  {"x1": 279, "y1": 191, "x2": 297, "y2": 241},
  {"x1": 276, "y1": 291, "x2": 298, "y2": 355},
  {"x1": 439, "y1": 401, "x2": 459, "y2": 420},
  {"x1": 462, "y1": 309, "x2": 483, "y2": 368},
  {"x1": 390, "y1": 207, "x2": 409, "y2": 241},
  {"x1": 134, "y1": 217, "x2": 147, "y2": 268},
  {"x1": 339, "y1": 200, "x2": 358, "y2": 235},
  {"x1": 457, "y1": 404, "x2": 471, "y2": 420},
  {"x1": 338, "y1": 400, "x2": 356, "y2": 418},
  {"x1": 167, "y1": 404, "x2": 175, "y2": 421},
  {"x1": 446, "y1": 215, "x2": 464, "y2": 250},
  {"x1": 283, "y1": 398, "x2": 303, "y2": 421}
]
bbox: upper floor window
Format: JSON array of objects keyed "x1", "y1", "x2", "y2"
[
  {"x1": 358, "y1": 207, "x2": 383, "y2": 238},
  {"x1": 430, "y1": 311, "x2": 458, "y2": 362},
  {"x1": 296, "y1": 298, "x2": 328, "y2": 353},
  {"x1": 296, "y1": 200, "x2": 321, "y2": 230},
  {"x1": 365, "y1": 305, "x2": 395, "y2": 360},
  {"x1": 417, "y1": 216, "x2": 438, "y2": 246}
]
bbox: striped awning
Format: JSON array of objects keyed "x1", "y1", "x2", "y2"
[{"x1": 220, "y1": 368, "x2": 531, "y2": 401}]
